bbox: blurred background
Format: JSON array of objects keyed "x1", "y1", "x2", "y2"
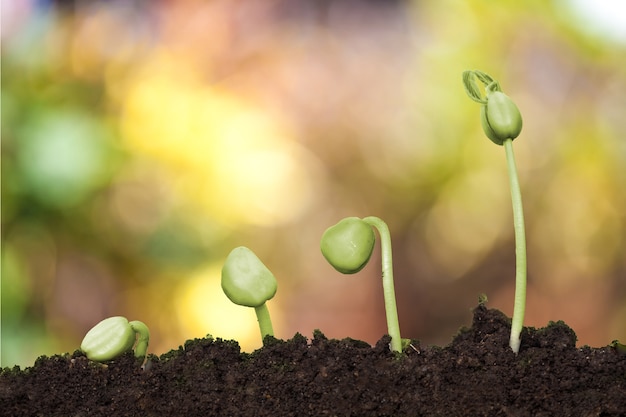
[{"x1": 2, "y1": 0, "x2": 625, "y2": 368}]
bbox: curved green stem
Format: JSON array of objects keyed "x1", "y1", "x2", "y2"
[
  {"x1": 129, "y1": 320, "x2": 150, "y2": 359},
  {"x1": 504, "y1": 139, "x2": 527, "y2": 353},
  {"x1": 362, "y1": 216, "x2": 402, "y2": 353},
  {"x1": 254, "y1": 303, "x2": 274, "y2": 342}
]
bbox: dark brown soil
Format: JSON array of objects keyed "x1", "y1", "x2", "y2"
[{"x1": 2, "y1": 305, "x2": 625, "y2": 416}]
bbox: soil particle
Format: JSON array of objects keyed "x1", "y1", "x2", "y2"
[{"x1": 2, "y1": 305, "x2": 625, "y2": 416}]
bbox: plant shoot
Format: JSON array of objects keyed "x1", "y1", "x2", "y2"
[
  {"x1": 321, "y1": 216, "x2": 403, "y2": 353},
  {"x1": 463, "y1": 69, "x2": 527, "y2": 353},
  {"x1": 221, "y1": 246, "x2": 277, "y2": 342}
]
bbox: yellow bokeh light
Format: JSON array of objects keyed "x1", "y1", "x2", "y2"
[
  {"x1": 118, "y1": 54, "x2": 315, "y2": 226},
  {"x1": 175, "y1": 264, "x2": 280, "y2": 352}
]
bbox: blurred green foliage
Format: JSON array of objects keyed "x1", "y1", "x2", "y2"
[{"x1": 2, "y1": 0, "x2": 626, "y2": 367}]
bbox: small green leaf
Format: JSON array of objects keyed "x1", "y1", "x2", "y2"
[
  {"x1": 221, "y1": 246, "x2": 277, "y2": 307},
  {"x1": 462, "y1": 71, "x2": 486, "y2": 104},
  {"x1": 474, "y1": 70, "x2": 495, "y2": 87},
  {"x1": 478, "y1": 293, "x2": 489, "y2": 305},
  {"x1": 320, "y1": 217, "x2": 375, "y2": 274}
]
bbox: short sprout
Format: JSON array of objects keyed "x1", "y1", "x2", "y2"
[
  {"x1": 221, "y1": 246, "x2": 277, "y2": 342},
  {"x1": 80, "y1": 316, "x2": 150, "y2": 362}
]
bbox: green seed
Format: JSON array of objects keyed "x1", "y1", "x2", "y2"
[
  {"x1": 484, "y1": 91, "x2": 523, "y2": 143},
  {"x1": 320, "y1": 217, "x2": 375, "y2": 274},
  {"x1": 80, "y1": 316, "x2": 136, "y2": 362},
  {"x1": 221, "y1": 246, "x2": 277, "y2": 307}
]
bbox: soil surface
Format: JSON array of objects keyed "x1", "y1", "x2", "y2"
[{"x1": 2, "y1": 305, "x2": 626, "y2": 416}]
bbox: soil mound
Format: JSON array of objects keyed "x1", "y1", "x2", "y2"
[{"x1": 2, "y1": 305, "x2": 625, "y2": 416}]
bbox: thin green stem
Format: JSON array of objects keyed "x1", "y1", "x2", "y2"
[
  {"x1": 362, "y1": 216, "x2": 402, "y2": 353},
  {"x1": 129, "y1": 320, "x2": 150, "y2": 359},
  {"x1": 254, "y1": 303, "x2": 274, "y2": 342},
  {"x1": 504, "y1": 139, "x2": 527, "y2": 353}
]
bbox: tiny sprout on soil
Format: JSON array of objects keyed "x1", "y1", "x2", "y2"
[
  {"x1": 221, "y1": 246, "x2": 278, "y2": 342},
  {"x1": 463, "y1": 69, "x2": 527, "y2": 354},
  {"x1": 320, "y1": 216, "x2": 403, "y2": 353},
  {"x1": 611, "y1": 340, "x2": 626, "y2": 355},
  {"x1": 80, "y1": 316, "x2": 150, "y2": 363}
]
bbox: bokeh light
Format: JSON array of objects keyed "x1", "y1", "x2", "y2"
[
  {"x1": 118, "y1": 55, "x2": 316, "y2": 226},
  {"x1": 2, "y1": 0, "x2": 625, "y2": 368}
]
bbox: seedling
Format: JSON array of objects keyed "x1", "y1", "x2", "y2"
[
  {"x1": 221, "y1": 246, "x2": 277, "y2": 342},
  {"x1": 80, "y1": 316, "x2": 150, "y2": 362},
  {"x1": 463, "y1": 69, "x2": 527, "y2": 353},
  {"x1": 320, "y1": 216, "x2": 403, "y2": 353},
  {"x1": 611, "y1": 340, "x2": 626, "y2": 355}
]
